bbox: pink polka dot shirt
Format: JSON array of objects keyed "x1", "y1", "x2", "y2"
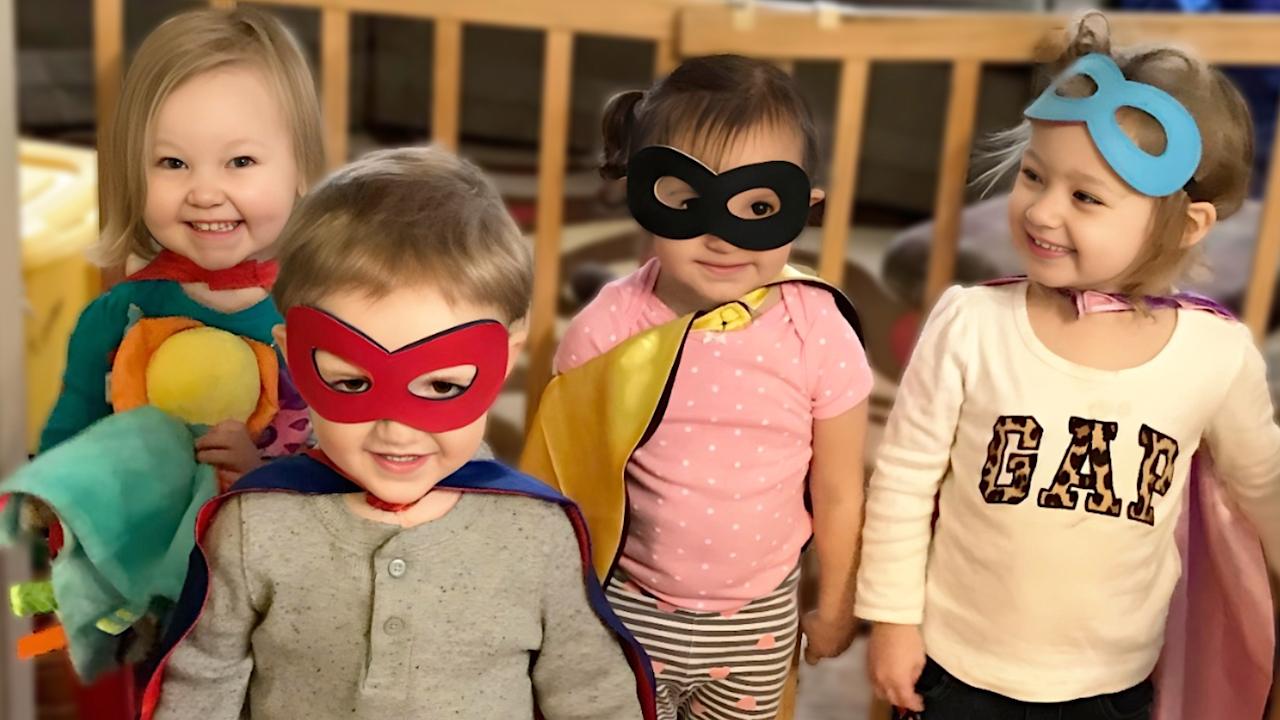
[{"x1": 556, "y1": 260, "x2": 873, "y2": 612}]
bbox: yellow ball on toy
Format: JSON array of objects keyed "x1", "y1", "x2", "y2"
[{"x1": 145, "y1": 327, "x2": 262, "y2": 426}]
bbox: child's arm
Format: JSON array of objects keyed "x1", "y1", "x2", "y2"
[
  {"x1": 856, "y1": 287, "x2": 969, "y2": 712},
  {"x1": 1204, "y1": 326, "x2": 1280, "y2": 575},
  {"x1": 152, "y1": 497, "x2": 259, "y2": 720},
  {"x1": 40, "y1": 296, "x2": 127, "y2": 451},
  {"x1": 802, "y1": 399, "x2": 869, "y2": 663},
  {"x1": 531, "y1": 513, "x2": 644, "y2": 720}
]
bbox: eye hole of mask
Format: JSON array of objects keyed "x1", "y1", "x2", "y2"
[
  {"x1": 315, "y1": 349, "x2": 373, "y2": 394},
  {"x1": 727, "y1": 188, "x2": 783, "y2": 220},
  {"x1": 654, "y1": 176, "x2": 700, "y2": 210},
  {"x1": 653, "y1": 176, "x2": 784, "y2": 220},
  {"x1": 409, "y1": 365, "x2": 478, "y2": 401}
]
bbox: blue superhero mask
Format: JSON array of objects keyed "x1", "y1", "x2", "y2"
[{"x1": 1024, "y1": 53, "x2": 1202, "y2": 198}]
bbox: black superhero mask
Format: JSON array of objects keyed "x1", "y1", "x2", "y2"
[{"x1": 625, "y1": 145, "x2": 812, "y2": 252}]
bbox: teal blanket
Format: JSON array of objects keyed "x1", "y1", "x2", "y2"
[{"x1": 0, "y1": 406, "x2": 217, "y2": 680}]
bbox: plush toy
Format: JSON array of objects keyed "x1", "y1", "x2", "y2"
[
  {"x1": 146, "y1": 327, "x2": 262, "y2": 427},
  {"x1": 0, "y1": 317, "x2": 279, "y2": 681}
]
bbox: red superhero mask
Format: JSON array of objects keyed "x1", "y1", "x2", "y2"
[{"x1": 286, "y1": 306, "x2": 509, "y2": 433}]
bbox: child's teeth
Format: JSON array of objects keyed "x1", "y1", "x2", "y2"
[
  {"x1": 383, "y1": 455, "x2": 418, "y2": 462},
  {"x1": 192, "y1": 221, "x2": 239, "y2": 232},
  {"x1": 1033, "y1": 237, "x2": 1070, "y2": 252}
]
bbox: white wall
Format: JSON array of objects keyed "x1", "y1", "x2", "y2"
[{"x1": 0, "y1": 0, "x2": 34, "y2": 715}]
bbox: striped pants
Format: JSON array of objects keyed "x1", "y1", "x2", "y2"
[{"x1": 604, "y1": 567, "x2": 800, "y2": 720}]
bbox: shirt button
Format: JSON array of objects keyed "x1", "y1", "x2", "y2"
[
  {"x1": 384, "y1": 617, "x2": 404, "y2": 635},
  {"x1": 388, "y1": 559, "x2": 407, "y2": 578}
]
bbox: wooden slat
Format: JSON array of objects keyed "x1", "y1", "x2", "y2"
[
  {"x1": 321, "y1": 8, "x2": 350, "y2": 169},
  {"x1": 654, "y1": 36, "x2": 679, "y2": 78},
  {"x1": 93, "y1": 0, "x2": 123, "y2": 288},
  {"x1": 210, "y1": 0, "x2": 238, "y2": 9},
  {"x1": 431, "y1": 18, "x2": 463, "y2": 152},
  {"x1": 92, "y1": 0, "x2": 123, "y2": 196},
  {"x1": 250, "y1": 0, "x2": 685, "y2": 40},
  {"x1": 525, "y1": 29, "x2": 574, "y2": 427},
  {"x1": 923, "y1": 60, "x2": 981, "y2": 310},
  {"x1": 679, "y1": 6, "x2": 1280, "y2": 65},
  {"x1": 868, "y1": 697, "x2": 894, "y2": 720},
  {"x1": 818, "y1": 58, "x2": 869, "y2": 285},
  {"x1": 1243, "y1": 96, "x2": 1280, "y2": 341}
]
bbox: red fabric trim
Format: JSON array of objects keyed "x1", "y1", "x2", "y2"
[
  {"x1": 47, "y1": 519, "x2": 64, "y2": 560},
  {"x1": 125, "y1": 250, "x2": 279, "y2": 291}
]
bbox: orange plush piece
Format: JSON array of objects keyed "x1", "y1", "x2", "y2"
[
  {"x1": 110, "y1": 317, "x2": 280, "y2": 437},
  {"x1": 17, "y1": 625, "x2": 67, "y2": 659}
]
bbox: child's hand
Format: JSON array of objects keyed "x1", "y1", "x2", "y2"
[
  {"x1": 800, "y1": 609, "x2": 857, "y2": 664},
  {"x1": 195, "y1": 420, "x2": 262, "y2": 492},
  {"x1": 868, "y1": 622, "x2": 926, "y2": 713}
]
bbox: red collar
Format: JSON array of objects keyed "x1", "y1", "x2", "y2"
[
  {"x1": 126, "y1": 249, "x2": 279, "y2": 291},
  {"x1": 305, "y1": 448, "x2": 421, "y2": 513}
]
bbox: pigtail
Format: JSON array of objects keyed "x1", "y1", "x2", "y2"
[{"x1": 599, "y1": 90, "x2": 646, "y2": 180}]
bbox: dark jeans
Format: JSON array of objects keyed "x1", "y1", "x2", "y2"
[{"x1": 907, "y1": 657, "x2": 1154, "y2": 720}]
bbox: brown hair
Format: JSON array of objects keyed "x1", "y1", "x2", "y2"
[
  {"x1": 272, "y1": 147, "x2": 533, "y2": 326},
  {"x1": 600, "y1": 55, "x2": 820, "y2": 182},
  {"x1": 95, "y1": 6, "x2": 325, "y2": 268},
  {"x1": 974, "y1": 11, "x2": 1255, "y2": 299}
]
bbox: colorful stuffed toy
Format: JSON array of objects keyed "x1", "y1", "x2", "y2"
[{"x1": 0, "y1": 319, "x2": 282, "y2": 681}]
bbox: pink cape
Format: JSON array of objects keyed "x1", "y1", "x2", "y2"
[{"x1": 1154, "y1": 450, "x2": 1275, "y2": 718}]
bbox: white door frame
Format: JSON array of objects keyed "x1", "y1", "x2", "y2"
[{"x1": 0, "y1": 0, "x2": 34, "y2": 715}]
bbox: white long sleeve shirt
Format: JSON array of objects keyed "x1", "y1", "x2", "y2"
[{"x1": 855, "y1": 281, "x2": 1280, "y2": 702}]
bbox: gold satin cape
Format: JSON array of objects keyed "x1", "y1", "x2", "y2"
[{"x1": 520, "y1": 266, "x2": 863, "y2": 580}]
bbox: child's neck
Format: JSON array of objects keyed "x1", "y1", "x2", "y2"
[
  {"x1": 653, "y1": 271, "x2": 713, "y2": 317},
  {"x1": 343, "y1": 490, "x2": 462, "y2": 528},
  {"x1": 180, "y1": 283, "x2": 270, "y2": 313},
  {"x1": 1025, "y1": 282, "x2": 1178, "y2": 371}
]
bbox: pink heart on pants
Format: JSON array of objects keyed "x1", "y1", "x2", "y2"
[
  {"x1": 708, "y1": 666, "x2": 731, "y2": 679},
  {"x1": 755, "y1": 633, "x2": 777, "y2": 649},
  {"x1": 651, "y1": 661, "x2": 666, "y2": 675},
  {"x1": 735, "y1": 697, "x2": 759, "y2": 711},
  {"x1": 690, "y1": 699, "x2": 708, "y2": 716},
  {"x1": 719, "y1": 609, "x2": 739, "y2": 619},
  {"x1": 618, "y1": 580, "x2": 641, "y2": 594},
  {"x1": 655, "y1": 600, "x2": 678, "y2": 613}
]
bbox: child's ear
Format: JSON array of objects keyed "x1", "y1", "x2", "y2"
[
  {"x1": 809, "y1": 188, "x2": 825, "y2": 207},
  {"x1": 1182, "y1": 200, "x2": 1218, "y2": 248},
  {"x1": 272, "y1": 324, "x2": 289, "y2": 360},
  {"x1": 504, "y1": 322, "x2": 529, "y2": 379}
]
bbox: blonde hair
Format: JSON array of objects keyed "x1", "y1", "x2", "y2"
[
  {"x1": 974, "y1": 11, "x2": 1255, "y2": 299},
  {"x1": 272, "y1": 147, "x2": 533, "y2": 326},
  {"x1": 95, "y1": 6, "x2": 325, "y2": 268}
]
